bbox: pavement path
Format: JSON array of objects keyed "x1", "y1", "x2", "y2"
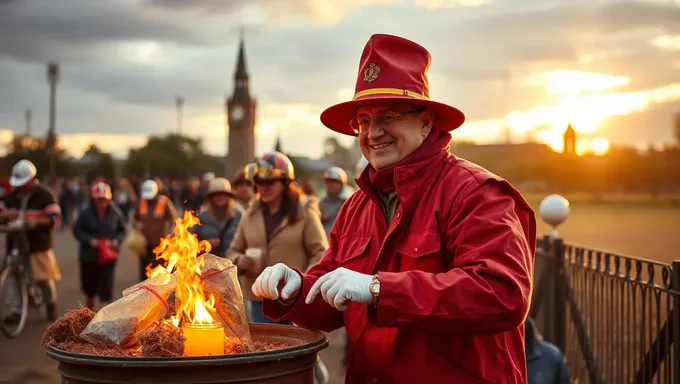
[{"x1": 0, "y1": 230, "x2": 346, "y2": 384}]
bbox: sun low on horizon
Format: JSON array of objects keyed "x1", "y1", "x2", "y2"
[{"x1": 489, "y1": 69, "x2": 680, "y2": 156}]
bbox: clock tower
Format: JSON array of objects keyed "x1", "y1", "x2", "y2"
[{"x1": 225, "y1": 34, "x2": 256, "y2": 178}]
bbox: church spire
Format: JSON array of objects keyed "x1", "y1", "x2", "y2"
[
  {"x1": 563, "y1": 122, "x2": 576, "y2": 155},
  {"x1": 274, "y1": 128, "x2": 283, "y2": 153},
  {"x1": 232, "y1": 27, "x2": 250, "y2": 100}
]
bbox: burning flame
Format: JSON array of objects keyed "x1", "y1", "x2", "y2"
[{"x1": 146, "y1": 211, "x2": 216, "y2": 327}]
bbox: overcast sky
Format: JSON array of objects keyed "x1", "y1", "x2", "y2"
[{"x1": 1, "y1": 0, "x2": 679, "y2": 159}]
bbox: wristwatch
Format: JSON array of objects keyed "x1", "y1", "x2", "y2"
[{"x1": 369, "y1": 274, "x2": 380, "y2": 308}]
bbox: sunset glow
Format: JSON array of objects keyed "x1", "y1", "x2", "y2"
[{"x1": 591, "y1": 138, "x2": 610, "y2": 155}]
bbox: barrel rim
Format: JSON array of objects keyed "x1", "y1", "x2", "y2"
[{"x1": 46, "y1": 323, "x2": 329, "y2": 367}]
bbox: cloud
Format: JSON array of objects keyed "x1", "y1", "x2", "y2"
[
  {"x1": 0, "y1": 0, "x2": 679, "y2": 165},
  {"x1": 0, "y1": 0, "x2": 206, "y2": 64}
]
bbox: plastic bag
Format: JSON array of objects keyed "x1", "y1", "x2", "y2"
[
  {"x1": 123, "y1": 230, "x2": 146, "y2": 259},
  {"x1": 98, "y1": 241, "x2": 118, "y2": 265},
  {"x1": 80, "y1": 273, "x2": 177, "y2": 348},
  {"x1": 198, "y1": 253, "x2": 252, "y2": 352}
]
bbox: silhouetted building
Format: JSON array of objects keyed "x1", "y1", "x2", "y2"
[
  {"x1": 274, "y1": 130, "x2": 282, "y2": 153},
  {"x1": 563, "y1": 123, "x2": 576, "y2": 155},
  {"x1": 225, "y1": 34, "x2": 256, "y2": 177}
]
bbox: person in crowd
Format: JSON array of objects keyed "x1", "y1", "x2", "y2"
[
  {"x1": 130, "y1": 179, "x2": 178, "y2": 282},
  {"x1": 355, "y1": 156, "x2": 369, "y2": 185},
  {"x1": 180, "y1": 176, "x2": 204, "y2": 214},
  {"x1": 226, "y1": 151, "x2": 330, "y2": 384},
  {"x1": 153, "y1": 177, "x2": 171, "y2": 198},
  {"x1": 75, "y1": 179, "x2": 89, "y2": 211},
  {"x1": 250, "y1": 34, "x2": 535, "y2": 383},
  {"x1": 72, "y1": 182, "x2": 127, "y2": 310},
  {"x1": 169, "y1": 179, "x2": 184, "y2": 209},
  {"x1": 200, "y1": 172, "x2": 215, "y2": 198},
  {"x1": 231, "y1": 170, "x2": 255, "y2": 212},
  {"x1": 0, "y1": 159, "x2": 63, "y2": 323},
  {"x1": 318, "y1": 166, "x2": 354, "y2": 368},
  {"x1": 0, "y1": 177, "x2": 12, "y2": 198},
  {"x1": 113, "y1": 177, "x2": 138, "y2": 220},
  {"x1": 58, "y1": 178, "x2": 77, "y2": 229},
  {"x1": 298, "y1": 179, "x2": 317, "y2": 198},
  {"x1": 525, "y1": 318, "x2": 570, "y2": 384},
  {"x1": 192, "y1": 177, "x2": 241, "y2": 257},
  {"x1": 319, "y1": 166, "x2": 351, "y2": 238}
]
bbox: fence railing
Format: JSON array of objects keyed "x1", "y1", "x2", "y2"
[{"x1": 531, "y1": 195, "x2": 680, "y2": 384}]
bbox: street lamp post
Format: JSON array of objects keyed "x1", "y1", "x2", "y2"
[
  {"x1": 46, "y1": 62, "x2": 59, "y2": 184},
  {"x1": 24, "y1": 109, "x2": 32, "y2": 136},
  {"x1": 175, "y1": 96, "x2": 184, "y2": 135}
]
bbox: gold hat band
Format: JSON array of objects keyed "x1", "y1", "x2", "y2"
[{"x1": 353, "y1": 87, "x2": 428, "y2": 100}]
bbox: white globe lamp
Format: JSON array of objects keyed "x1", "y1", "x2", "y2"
[{"x1": 539, "y1": 194, "x2": 569, "y2": 238}]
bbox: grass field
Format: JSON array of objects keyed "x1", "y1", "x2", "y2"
[
  {"x1": 524, "y1": 193, "x2": 680, "y2": 383},
  {"x1": 524, "y1": 192, "x2": 680, "y2": 264}
]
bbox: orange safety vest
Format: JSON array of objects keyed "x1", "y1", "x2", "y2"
[{"x1": 139, "y1": 195, "x2": 167, "y2": 218}]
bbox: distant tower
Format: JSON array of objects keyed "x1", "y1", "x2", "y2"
[
  {"x1": 274, "y1": 129, "x2": 282, "y2": 153},
  {"x1": 563, "y1": 123, "x2": 576, "y2": 155},
  {"x1": 225, "y1": 30, "x2": 256, "y2": 177}
]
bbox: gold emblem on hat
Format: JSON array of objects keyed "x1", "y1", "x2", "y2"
[{"x1": 363, "y1": 63, "x2": 380, "y2": 83}]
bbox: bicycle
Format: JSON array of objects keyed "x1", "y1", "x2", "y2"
[{"x1": 0, "y1": 220, "x2": 44, "y2": 338}]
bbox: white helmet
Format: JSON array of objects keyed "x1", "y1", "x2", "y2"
[
  {"x1": 207, "y1": 177, "x2": 234, "y2": 196},
  {"x1": 10, "y1": 159, "x2": 37, "y2": 187},
  {"x1": 202, "y1": 172, "x2": 215, "y2": 182},
  {"x1": 141, "y1": 179, "x2": 159, "y2": 200},
  {"x1": 324, "y1": 167, "x2": 348, "y2": 184},
  {"x1": 355, "y1": 156, "x2": 369, "y2": 177}
]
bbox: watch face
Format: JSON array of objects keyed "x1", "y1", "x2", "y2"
[{"x1": 230, "y1": 105, "x2": 245, "y2": 121}]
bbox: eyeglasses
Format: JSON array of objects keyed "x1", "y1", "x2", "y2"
[
  {"x1": 244, "y1": 160, "x2": 287, "y2": 181},
  {"x1": 349, "y1": 109, "x2": 424, "y2": 135}
]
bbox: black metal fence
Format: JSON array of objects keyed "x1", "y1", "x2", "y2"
[{"x1": 531, "y1": 235, "x2": 680, "y2": 384}]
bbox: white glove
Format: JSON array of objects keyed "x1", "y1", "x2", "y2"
[
  {"x1": 251, "y1": 263, "x2": 302, "y2": 301},
  {"x1": 305, "y1": 267, "x2": 374, "y2": 311}
]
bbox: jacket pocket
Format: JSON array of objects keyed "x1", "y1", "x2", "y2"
[
  {"x1": 335, "y1": 236, "x2": 371, "y2": 271},
  {"x1": 396, "y1": 232, "x2": 445, "y2": 272}
]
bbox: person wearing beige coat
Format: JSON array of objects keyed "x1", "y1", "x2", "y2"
[
  {"x1": 227, "y1": 151, "x2": 330, "y2": 384},
  {"x1": 226, "y1": 152, "x2": 328, "y2": 315},
  {"x1": 227, "y1": 193, "x2": 327, "y2": 305}
]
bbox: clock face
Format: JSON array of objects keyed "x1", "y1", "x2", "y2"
[{"x1": 230, "y1": 105, "x2": 245, "y2": 121}]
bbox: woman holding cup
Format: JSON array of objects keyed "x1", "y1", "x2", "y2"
[
  {"x1": 226, "y1": 151, "x2": 331, "y2": 384},
  {"x1": 192, "y1": 177, "x2": 242, "y2": 257},
  {"x1": 227, "y1": 151, "x2": 328, "y2": 323}
]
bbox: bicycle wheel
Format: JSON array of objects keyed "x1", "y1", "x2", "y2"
[{"x1": 0, "y1": 266, "x2": 29, "y2": 338}]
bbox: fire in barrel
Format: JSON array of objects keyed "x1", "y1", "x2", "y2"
[{"x1": 41, "y1": 212, "x2": 327, "y2": 384}]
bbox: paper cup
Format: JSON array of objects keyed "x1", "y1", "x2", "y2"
[{"x1": 245, "y1": 248, "x2": 263, "y2": 275}]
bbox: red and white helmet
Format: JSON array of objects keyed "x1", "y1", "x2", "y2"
[{"x1": 91, "y1": 182, "x2": 112, "y2": 200}]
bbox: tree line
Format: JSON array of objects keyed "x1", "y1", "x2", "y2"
[{"x1": 2, "y1": 132, "x2": 679, "y2": 196}]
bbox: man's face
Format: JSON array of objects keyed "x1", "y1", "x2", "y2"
[
  {"x1": 325, "y1": 179, "x2": 343, "y2": 195},
  {"x1": 234, "y1": 182, "x2": 254, "y2": 200},
  {"x1": 18, "y1": 179, "x2": 35, "y2": 193},
  {"x1": 94, "y1": 198, "x2": 109, "y2": 210},
  {"x1": 356, "y1": 102, "x2": 433, "y2": 170}
]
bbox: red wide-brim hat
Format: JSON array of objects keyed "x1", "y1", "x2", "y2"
[{"x1": 320, "y1": 34, "x2": 466, "y2": 136}]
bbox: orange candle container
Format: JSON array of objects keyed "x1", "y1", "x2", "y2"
[{"x1": 182, "y1": 323, "x2": 225, "y2": 357}]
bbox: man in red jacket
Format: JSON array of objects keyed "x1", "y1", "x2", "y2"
[{"x1": 252, "y1": 34, "x2": 536, "y2": 383}]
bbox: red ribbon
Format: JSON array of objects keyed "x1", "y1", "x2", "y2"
[
  {"x1": 128, "y1": 285, "x2": 170, "y2": 312},
  {"x1": 201, "y1": 265, "x2": 235, "y2": 280}
]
